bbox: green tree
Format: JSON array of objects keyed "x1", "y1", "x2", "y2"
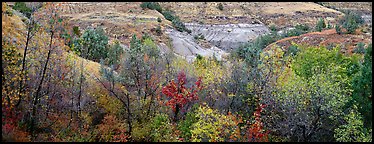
[
  {"x1": 150, "y1": 113, "x2": 175, "y2": 142},
  {"x1": 284, "y1": 45, "x2": 299, "y2": 57},
  {"x1": 217, "y1": 3, "x2": 224, "y2": 11},
  {"x1": 178, "y1": 110, "x2": 198, "y2": 141},
  {"x1": 106, "y1": 40, "x2": 123, "y2": 67},
  {"x1": 140, "y1": 2, "x2": 162, "y2": 13},
  {"x1": 295, "y1": 24, "x2": 310, "y2": 32},
  {"x1": 327, "y1": 21, "x2": 332, "y2": 29},
  {"x1": 73, "y1": 27, "x2": 109, "y2": 62},
  {"x1": 350, "y1": 44, "x2": 372, "y2": 128},
  {"x1": 119, "y1": 34, "x2": 165, "y2": 120},
  {"x1": 172, "y1": 18, "x2": 191, "y2": 33},
  {"x1": 343, "y1": 16, "x2": 358, "y2": 34},
  {"x1": 73, "y1": 26, "x2": 81, "y2": 37},
  {"x1": 269, "y1": 24, "x2": 277, "y2": 32},
  {"x1": 162, "y1": 10, "x2": 176, "y2": 21},
  {"x1": 190, "y1": 105, "x2": 242, "y2": 142},
  {"x1": 155, "y1": 25, "x2": 162, "y2": 35},
  {"x1": 12, "y1": 2, "x2": 32, "y2": 18},
  {"x1": 315, "y1": 18, "x2": 326, "y2": 32},
  {"x1": 263, "y1": 45, "x2": 361, "y2": 142},
  {"x1": 340, "y1": 11, "x2": 364, "y2": 34},
  {"x1": 335, "y1": 24, "x2": 342, "y2": 34},
  {"x1": 292, "y1": 45, "x2": 359, "y2": 80},
  {"x1": 334, "y1": 105, "x2": 372, "y2": 142},
  {"x1": 352, "y1": 42, "x2": 365, "y2": 54}
]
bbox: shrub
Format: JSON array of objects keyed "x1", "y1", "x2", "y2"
[
  {"x1": 292, "y1": 45, "x2": 360, "y2": 79},
  {"x1": 141, "y1": 33, "x2": 152, "y2": 42},
  {"x1": 157, "y1": 17, "x2": 162, "y2": 23},
  {"x1": 247, "y1": 104, "x2": 269, "y2": 142},
  {"x1": 140, "y1": 2, "x2": 147, "y2": 9},
  {"x1": 326, "y1": 43, "x2": 335, "y2": 50},
  {"x1": 254, "y1": 33, "x2": 277, "y2": 49},
  {"x1": 196, "y1": 54, "x2": 203, "y2": 61},
  {"x1": 193, "y1": 55, "x2": 225, "y2": 85},
  {"x1": 132, "y1": 120, "x2": 153, "y2": 141},
  {"x1": 344, "y1": 17, "x2": 358, "y2": 34},
  {"x1": 340, "y1": 10, "x2": 364, "y2": 25},
  {"x1": 217, "y1": 3, "x2": 224, "y2": 11},
  {"x1": 5, "y1": 7, "x2": 13, "y2": 16}
]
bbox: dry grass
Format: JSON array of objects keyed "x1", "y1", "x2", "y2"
[
  {"x1": 320, "y1": 2, "x2": 372, "y2": 15},
  {"x1": 258, "y1": 2, "x2": 341, "y2": 15}
]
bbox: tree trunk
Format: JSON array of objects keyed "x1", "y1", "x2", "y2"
[
  {"x1": 126, "y1": 92, "x2": 132, "y2": 135},
  {"x1": 16, "y1": 20, "x2": 34, "y2": 107},
  {"x1": 30, "y1": 30, "x2": 54, "y2": 139},
  {"x1": 174, "y1": 104, "x2": 179, "y2": 122},
  {"x1": 77, "y1": 55, "x2": 84, "y2": 130}
]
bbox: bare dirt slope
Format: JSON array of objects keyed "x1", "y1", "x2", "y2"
[
  {"x1": 185, "y1": 23, "x2": 270, "y2": 51},
  {"x1": 55, "y1": 2, "x2": 234, "y2": 61},
  {"x1": 319, "y1": 2, "x2": 372, "y2": 16},
  {"x1": 58, "y1": 2, "x2": 171, "y2": 45},
  {"x1": 160, "y1": 2, "x2": 344, "y2": 29},
  {"x1": 319, "y1": 2, "x2": 372, "y2": 33},
  {"x1": 265, "y1": 29, "x2": 372, "y2": 55},
  {"x1": 32, "y1": 2, "x2": 371, "y2": 62},
  {"x1": 166, "y1": 28, "x2": 229, "y2": 62}
]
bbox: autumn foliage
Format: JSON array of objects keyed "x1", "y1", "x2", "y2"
[
  {"x1": 247, "y1": 104, "x2": 269, "y2": 142},
  {"x1": 162, "y1": 71, "x2": 202, "y2": 113}
]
